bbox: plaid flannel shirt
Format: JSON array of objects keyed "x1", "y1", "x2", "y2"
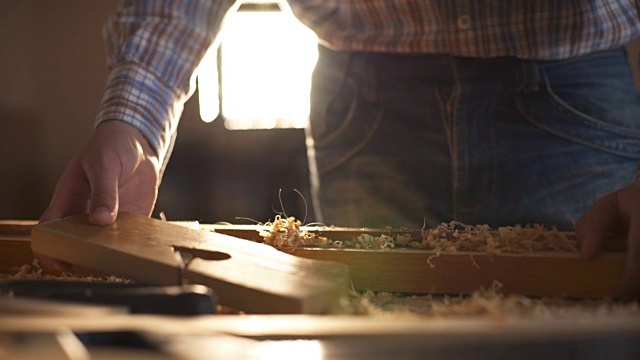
[{"x1": 96, "y1": 0, "x2": 640, "y2": 163}]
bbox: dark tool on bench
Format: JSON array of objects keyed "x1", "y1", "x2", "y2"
[{"x1": 0, "y1": 279, "x2": 217, "y2": 315}]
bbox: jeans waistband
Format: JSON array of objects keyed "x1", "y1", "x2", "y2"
[{"x1": 317, "y1": 45, "x2": 629, "y2": 90}]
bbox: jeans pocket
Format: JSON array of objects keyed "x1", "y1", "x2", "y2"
[
  {"x1": 310, "y1": 56, "x2": 384, "y2": 174},
  {"x1": 515, "y1": 52, "x2": 640, "y2": 159}
]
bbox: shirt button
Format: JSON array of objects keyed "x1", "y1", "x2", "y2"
[{"x1": 457, "y1": 14, "x2": 472, "y2": 30}]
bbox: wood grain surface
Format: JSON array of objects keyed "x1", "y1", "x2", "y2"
[
  {"x1": 209, "y1": 225, "x2": 627, "y2": 297},
  {"x1": 287, "y1": 248, "x2": 625, "y2": 298},
  {"x1": 30, "y1": 213, "x2": 350, "y2": 314},
  {"x1": 5, "y1": 219, "x2": 629, "y2": 298}
]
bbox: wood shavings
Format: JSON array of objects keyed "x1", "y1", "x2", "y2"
[
  {"x1": 426, "y1": 253, "x2": 439, "y2": 268},
  {"x1": 258, "y1": 216, "x2": 410, "y2": 250},
  {"x1": 414, "y1": 222, "x2": 578, "y2": 254},
  {"x1": 259, "y1": 215, "x2": 329, "y2": 248},
  {"x1": 354, "y1": 282, "x2": 639, "y2": 320},
  {"x1": 469, "y1": 254, "x2": 480, "y2": 269},
  {"x1": 257, "y1": 218, "x2": 640, "y2": 319},
  {"x1": 0, "y1": 258, "x2": 130, "y2": 283},
  {"x1": 259, "y1": 219, "x2": 579, "y2": 254}
]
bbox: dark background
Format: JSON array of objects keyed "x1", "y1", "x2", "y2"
[{"x1": 0, "y1": 1, "x2": 638, "y2": 224}]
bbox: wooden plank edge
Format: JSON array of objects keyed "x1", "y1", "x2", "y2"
[
  {"x1": 0, "y1": 235, "x2": 627, "y2": 298},
  {"x1": 286, "y1": 248, "x2": 626, "y2": 298},
  {"x1": 206, "y1": 225, "x2": 627, "y2": 252},
  {"x1": 0, "y1": 220, "x2": 37, "y2": 237},
  {"x1": 2, "y1": 314, "x2": 640, "y2": 342},
  {"x1": 0, "y1": 238, "x2": 34, "y2": 272},
  {"x1": 3, "y1": 221, "x2": 626, "y2": 251}
]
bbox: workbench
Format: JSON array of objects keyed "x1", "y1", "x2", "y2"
[{"x1": 2, "y1": 218, "x2": 640, "y2": 359}]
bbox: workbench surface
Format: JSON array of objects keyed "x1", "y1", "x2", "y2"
[{"x1": 2, "y1": 219, "x2": 640, "y2": 359}]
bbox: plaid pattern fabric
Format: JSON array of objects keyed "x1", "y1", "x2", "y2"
[
  {"x1": 293, "y1": 0, "x2": 640, "y2": 58},
  {"x1": 96, "y1": 0, "x2": 235, "y2": 164},
  {"x1": 96, "y1": 0, "x2": 640, "y2": 161}
]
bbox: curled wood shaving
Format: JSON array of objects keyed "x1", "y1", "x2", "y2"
[
  {"x1": 259, "y1": 219, "x2": 579, "y2": 254},
  {"x1": 258, "y1": 216, "x2": 412, "y2": 250},
  {"x1": 259, "y1": 215, "x2": 330, "y2": 248},
  {"x1": 0, "y1": 258, "x2": 129, "y2": 283},
  {"x1": 415, "y1": 222, "x2": 578, "y2": 253},
  {"x1": 355, "y1": 282, "x2": 639, "y2": 319},
  {"x1": 258, "y1": 218, "x2": 640, "y2": 318}
]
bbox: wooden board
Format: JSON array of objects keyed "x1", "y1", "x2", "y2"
[
  {"x1": 0, "y1": 237, "x2": 33, "y2": 272},
  {"x1": 287, "y1": 248, "x2": 625, "y2": 298},
  {"x1": 206, "y1": 224, "x2": 628, "y2": 252},
  {"x1": 2, "y1": 313, "x2": 639, "y2": 359},
  {"x1": 6, "y1": 220, "x2": 629, "y2": 298},
  {"x1": 30, "y1": 213, "x2": 349, "y2": 314},
  {"x1": 207, "y1": 225, "x2": 627, "y2": 298},
  {"x1": 0, "y1": 219, "x2": 37, "y2": 237},
  {"x1": 0, "y1": 220, "x2": 37, "y2": 272},
  {"x1": 2, "y1": 313, "x2": 640, "y2": 343}
]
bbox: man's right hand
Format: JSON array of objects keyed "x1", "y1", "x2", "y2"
[{"x1": 40, "y1": 121, "x2": 161, "y2": 226}]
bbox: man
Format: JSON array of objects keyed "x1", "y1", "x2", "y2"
[{"x1": 41, "y1": 1, "x2": 640, "y2": 296}]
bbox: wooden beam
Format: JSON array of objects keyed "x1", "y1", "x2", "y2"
[
  {"x1": 8, "y1": 220, "x2": 628, "y2": 298},
  {"x1": 2, "y1": 314, "x2": 640, "y2": 342},
  {"x1": 206, "y1": 224, "x2": 628, "y2": 252},
  {"x1": 207, "y1": 224, "x2": 628, "y2": 298},
  {"x1": 286, "y1": 248, "x2": 625, "y2": 298},
  {"x1": 30, "y1": 213, "x2": 350, "y2": 314},
  {"x1": 0, "y1": 237, "x2": 34, "y2": 272},
  {"x1": 0, "y1": 220, "x2": 37, "y2": 237}
]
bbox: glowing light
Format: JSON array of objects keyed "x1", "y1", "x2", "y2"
[
  {"x1": 197, "y1": 47, "x2": 220, "y2": 123},
  {"x1": 257, "y1": 340, "x2": 324, "y2": 360},
  {"x1": 197, "y1": 3, "x2": 318, "y2": 129}
]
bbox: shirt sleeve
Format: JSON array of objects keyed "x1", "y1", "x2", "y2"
[{"x1": 96, "y1": 0, "x2": 236, "y2": 167}]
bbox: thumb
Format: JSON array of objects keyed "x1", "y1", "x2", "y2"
[
  {"x1": 576, "y1": 193, "x2": 618, "y2": 259},
  {"x1": 85, "y1": 159, "x2": 120, "y2": 225}
]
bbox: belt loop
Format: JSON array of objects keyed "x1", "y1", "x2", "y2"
[{"x1": 519, "y1": 61, "x2": 541, "y2": 93}]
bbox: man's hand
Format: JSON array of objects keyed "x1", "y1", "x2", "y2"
[
  {"x1": 575, "y1": 183, "x2": 640, "y2": 298},
  {"x1": 40, "y1": 121, "x2": 161, "y2": 225}
]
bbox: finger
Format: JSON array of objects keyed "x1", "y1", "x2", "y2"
[
  {"x1": 36, "y1": 253, "x2": 104, "y2": 278},
  {"x1": 118, "y1": 201, "x2": 154, "y2": 217},
  {"x1": 118, "y1": 186, "x2": 157, "y2": 217},
  {"x1": 117, "y1": 159, "x2": 159, "y2": 217},
  {"x1": 35, "y1": 253, "x2": 73, "y2": 274},
  {"x1": 40, "y1": 190, "x2": 90, "y2": 223},
  {"x1": 575, "y1": 193, "x2": 618, "y2": 259},
  {"x1": 620, "y1": 211, "x2": 640, "y2": 299},
  {"x1": 84, "y1": 155, "x2": 120, "y2": 226},
  {"x1": 40, "y1": 161, "x2": 91, "y2": 223}
]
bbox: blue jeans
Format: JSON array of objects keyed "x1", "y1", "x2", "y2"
[{"x1": 306, "y1": 45, "x2": 640, "y2": 230}]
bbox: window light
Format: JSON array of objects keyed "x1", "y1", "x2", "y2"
[{"x1": 197, "y1": 1, "x2": 319, "y2": 130}]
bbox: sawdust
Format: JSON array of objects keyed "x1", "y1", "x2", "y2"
[
  {"x1": 0, "y1": 258, "x2": 130, "y2": 283},
  {"x1": 415, "y1": 222, "x2": 578, "y2": 253},
  {"x1": 348, "y1": 282, "x2": 639, "y2": 320},
  {"x1": 258, "y1": 218, "x2": 639, "y2": 319},
  {"x1": 259, "y1": 215, "x2": 331, "y2": 248},
  {"x1": 258, "y1": 218, "x2": 578, "y2": 253},
  {"x1": 2, "y1": 260, "x2": 638, "y2": 319},
  {"x1": 2, "y1": 219, "x2": 635, "y2": 319}
]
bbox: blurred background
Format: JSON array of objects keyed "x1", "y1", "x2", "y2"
[
  {"x1": 0, "y1": 0, "x2": 314, "y2": 224},
  {"x1": 1, "y1": 1, "x2": 639, "y2": 224}
]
